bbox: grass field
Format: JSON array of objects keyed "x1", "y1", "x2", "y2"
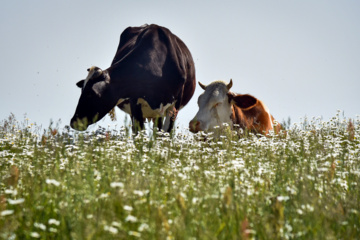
[{"x1": 1, "y1": 112, "x2": 359, "y2": 239}]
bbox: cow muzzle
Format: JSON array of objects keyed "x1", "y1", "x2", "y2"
[
  {"x1": 189, "y1": 119, "x2": 203, "y2": 133},
  {"x1": 70, "y1": 116, "x2": 89, "y2": 131}
]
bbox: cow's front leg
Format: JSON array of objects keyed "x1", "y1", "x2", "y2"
[
  {"x1": 163, "y1": 101, "x2": 181, "y2": 133},
  {"x1": 130, "y1": 99, "x2": 144, "y2": 134},
  {"x1": 153, "y1": 117, "x2": 163, "y2": 131},
  {"x1": 164, "y1": 106, "x2": 178, "y2": 132}
]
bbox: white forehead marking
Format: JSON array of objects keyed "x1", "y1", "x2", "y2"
[
  {"x1": 213, "y1": 90, "x2": 220, "y2": 97},
  {"x1": 83, "y1": 66, "x2": 98, "y2": 89}
]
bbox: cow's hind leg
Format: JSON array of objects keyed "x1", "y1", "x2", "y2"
[{"x1": 130, "y1": 99, "x2": 144, "y2": 134}]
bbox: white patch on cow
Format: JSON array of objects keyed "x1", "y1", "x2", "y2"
[
  {"x1": 213, "y1": 90, "x2": 220, "y2": 97},
  {"x1": 137, "y1": 98, "x2": 174, "y2": 118},
  {"x1": 117, "y1": 97, "x2": 175, "y2": 124}
]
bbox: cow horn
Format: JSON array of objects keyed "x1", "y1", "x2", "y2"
[
  {"x1": 227, "y1": 79, "x2": 233, "y2": 90},
  {"x1": 198, "y1": 82, "x2": 207, "y2": 90}
]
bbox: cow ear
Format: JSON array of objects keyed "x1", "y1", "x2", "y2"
[
  {"x1": 198, "y1": 82, "x2": 207, "y2": 90},
  {"x1": 76, "y1": 80, "x2": 85, "y2": 88},
  {"x1": 232, "y1": 94, "x2": 258, "y2": 110}
]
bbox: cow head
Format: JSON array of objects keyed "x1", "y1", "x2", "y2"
[
  {"x1": 189, "y1": 79, "x2": 258, "y2": 133},
  {"x1": 70, "y1": 66, "x2": 114, "y2": 131}
]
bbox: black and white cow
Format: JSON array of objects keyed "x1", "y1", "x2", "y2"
[{"x1": 70, "y1": 24, "x2": 196, "y2": 132}]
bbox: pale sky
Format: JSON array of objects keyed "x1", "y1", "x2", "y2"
[{"x1": 1, "y1": 0, "x2": 359, "y2": 131}]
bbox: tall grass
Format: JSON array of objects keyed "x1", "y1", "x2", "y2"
[{"x1": 0, "y1": 112, "x2": 359, "y2": 239}]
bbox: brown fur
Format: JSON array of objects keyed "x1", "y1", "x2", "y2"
[{"x1": 230, "y1": 93, "x2": 281, "y2": 135}]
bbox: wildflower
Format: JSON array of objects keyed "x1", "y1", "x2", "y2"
[
  {"x1": 286, "y1": 186, "x2": 297, "y2": 195},
  {"x1": 277, "y1": 196, "x2": 290, "y2": 202},
  {"x1": 104, "y1": 225, "x2": 118, "y2": 234},
  {"x1": 192, "y1": 198, "x2": 199, "y2": 204},
  {"x1": 99, "y1": 193, "x2": 110, "y2": 199},
  {"x1": 138, "y1": 223, "x2": 149, "y2": 232},
  {"x1": 48, "y1": 219, "x2": 60, "y2": 226},
  {"x1": 94, "y1": 169, "x2": 101, "y2": 181},
  {"x1": 349, "y1": 209, "x2": 358, "y2": 214},
  {"x1": 111, "y1": 221, "x2": 121, "y2": 228},
  {"x1": 34, "y1": 222, "x2": 46, "y2": 231},
  {"x1": 0, "y1": 209, "x2": 14, "y2": 216},
  {"x1": 303, "y1": 204, "x2": 314, "y2": 212},
  {"x1": 45, "y1": 179, "x2": 60, "y2": 187},
  {"x1": 350, "y1": 170, "x2": 360, "y2": 176},
  {"x1": 133, "y1": 190, "x2": 149, "y2": 197},
  {"x1": 317, "y1": 167, "x2": 328, "y2": 172},
  {"x1": 124, "y1": 205, "x2": 133, "y2": 211},
  {"x1": 110, "y1": 182, "x2": 124, "y2": 188},
  {"x1": 7, "y1": 198, "x2": 24, "y2": 205},
  {"x1": 125, "y1": 215, "x2": 138, "y2": 222},
  {"x1": 30, "y1": 232, "x2": 40, "y2": 238}
]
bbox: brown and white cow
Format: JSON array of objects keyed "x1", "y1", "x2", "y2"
[
  {"x1": 189, "y1": 79, "x2": 281, "y2": 135},
  {"x1": 70, "y1": 24, "x2": 196, "y2": 133}
]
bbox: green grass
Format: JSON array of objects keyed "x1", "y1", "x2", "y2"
[{"x1": 0, "y1": 112, "x2": 359, "y2": 239}]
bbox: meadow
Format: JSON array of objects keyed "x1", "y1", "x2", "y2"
[{"x1": 0, "y1": 112, "x2": 359, "y2": 239}]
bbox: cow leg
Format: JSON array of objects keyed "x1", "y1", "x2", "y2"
[
  {"x1": 130, "y1": 99, "x2": 144, "y2": 134},
  {"x1": 153, "y1": 117, "x2": 163, "y2": 131},
  {"x1": 165, "y1": 107, "x2": 178, "y2": 132},
  {"x1": 163, "y1": 116, "x2": 171, "y2": 132},
  {"x1": 162, "y1": 103, "x2": 178, "y2": 132},
  {"x1": 164, "y1": 88, "x2": 183, "y2": 132}
]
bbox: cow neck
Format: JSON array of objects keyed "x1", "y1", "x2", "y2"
[
  {"x1": 106, "y1": 67, "x2": 133, "y2": 99},
  {"x1": 231, "y1": 105, "x2": 247, "y2": 129}
]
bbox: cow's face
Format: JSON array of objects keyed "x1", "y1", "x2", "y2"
[
  {"x1": 189, "y1": 80, "x2": 234, "y2": 133},
  {"x1": 70, "y1": 66, "x2": 112, "y2": 131},
  {"x1": 189, "y1": 79, "x2": 259, "y2": 133}
]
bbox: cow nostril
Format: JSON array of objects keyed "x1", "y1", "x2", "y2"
[{"x1": 189, "y1": 120, "x2": 201, "y2": 133}]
